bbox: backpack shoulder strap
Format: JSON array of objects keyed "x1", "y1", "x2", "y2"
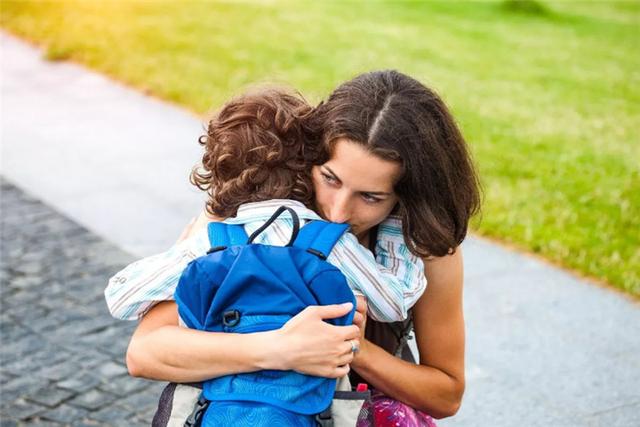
[
  {"x1": 207, "y1": 222, "x2": 248, "y2": 248},
  {"x1": 292, "y1": 221, "x2": 350, "y2": 260}
]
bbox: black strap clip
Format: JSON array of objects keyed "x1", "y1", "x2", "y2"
[
  {"x1": 315, "y1": 403, "x2": 333, "y2": 427},
  {"x1": 184, "y1": 394, "x2": 209, "y2": 427},
  {"x1": 222, "y1": 309, "x2": 241, "y2": 327}
]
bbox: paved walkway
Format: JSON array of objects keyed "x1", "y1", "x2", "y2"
[
  {"x1": 1, "y1": 179, "x2": 164, "y2": 425},
  {"x1": 2, "y1": 32, "x2": 639, "y2": 426}
]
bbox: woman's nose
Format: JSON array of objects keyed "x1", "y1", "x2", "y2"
[{"x1": 328, "y1": 192, "x2": 351, "y2": 224}]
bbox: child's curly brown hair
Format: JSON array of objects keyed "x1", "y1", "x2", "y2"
[{"x1": 190, "y1": 88, "x2": 325, "y2": 218}]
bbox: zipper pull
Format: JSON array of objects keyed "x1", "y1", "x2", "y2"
[{"x1": 356, "y1": 383, "x2": 368, "y2": 392}]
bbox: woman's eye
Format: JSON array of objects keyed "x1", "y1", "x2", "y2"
[
  {"x1": 362, "y1": 194, "x2": 382, "y2": 204},
  {"x1": 322, "y1": 173, "x2": 338, "y2": 185}
]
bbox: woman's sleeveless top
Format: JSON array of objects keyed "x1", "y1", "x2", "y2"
[{"x1": 348, "y1": 226, "x2": 417, "y2": 386}]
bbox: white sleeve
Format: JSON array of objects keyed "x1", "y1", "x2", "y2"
[{"x1": 104, "y1": 230, "x2": 209, "y2": 320}]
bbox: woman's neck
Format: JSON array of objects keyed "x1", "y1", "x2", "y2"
[{"x1": 357, "y1": 232, "x2": 369, "y2": 248}]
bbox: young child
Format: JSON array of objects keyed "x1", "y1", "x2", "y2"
[{"x1": 105, "y1": 88, "x2": 426, "y2": 324}]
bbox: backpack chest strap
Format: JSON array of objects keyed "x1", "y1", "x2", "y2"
[{"x1": 292, "y1": 221, "x2": 350, "y2": 259}]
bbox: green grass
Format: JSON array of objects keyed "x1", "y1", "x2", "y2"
[{"x1": 2, "y1": 0, "x2": 638, "y2": 295}]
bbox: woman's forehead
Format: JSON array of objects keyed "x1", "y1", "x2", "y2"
[{"x1": 325, "y1": 139, "x2": 401, "y2": 192}]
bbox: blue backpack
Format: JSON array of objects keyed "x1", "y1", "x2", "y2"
[{"x1": 174, "y1": 206, "x2": 356, "y2": 426}]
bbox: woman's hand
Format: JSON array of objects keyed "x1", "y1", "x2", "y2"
[
  {"x1": 352, "y1": 295, "x2": 369, "y2": 358},
  {"x1": 176, "y1": 210, "x2": 222, "y2": 244},
  {"x1": 273, "y1": 303, "x2": 360, "y2": 378},
  {"x1": 175, "y1": 217, "x2": 197, "y2": 243}
]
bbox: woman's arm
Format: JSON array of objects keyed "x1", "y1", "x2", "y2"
[
  {"x1": 126, "y1": 300, "x2": 361, "y2": 382},
  {"x1": 350, "y1": 249, "x2": 465, "y2": 419}
]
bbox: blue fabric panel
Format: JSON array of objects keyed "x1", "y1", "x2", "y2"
[
  {"x1": 174, "y1": 248, "x2": 238, "y2": 331},
  {"x1": 207, "y1": 222, "x2": 248, "y2": 248},
  {"x1": 175, "y1": 228, "x2": 356, "y2": 417},
  {"x1": 202, "y1": 401, "x2": 317, "y2": 426},
  {"x1": 292, "y1": 221, "x2": 349, "y2": 258}
]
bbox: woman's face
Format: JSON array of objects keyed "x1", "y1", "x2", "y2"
[{"x1": 312, "y1": 138, "x2": 402, "y2": 239}]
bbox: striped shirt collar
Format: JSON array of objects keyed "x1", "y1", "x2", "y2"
[{"x1": 224, "y1": 199, "x2": 322, "y2": 225}]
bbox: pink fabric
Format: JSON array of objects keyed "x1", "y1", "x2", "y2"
[{"x1": 357, "y1": 390, "x2": 437, "y2": 427}]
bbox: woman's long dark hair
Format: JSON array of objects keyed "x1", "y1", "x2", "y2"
[{"x1": 310, "y1": 70, "x2": 481, "y2": 258}]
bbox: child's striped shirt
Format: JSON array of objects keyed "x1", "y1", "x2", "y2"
[{"x1": 105, "y1": 200, "x2": 426, "y2": 323}]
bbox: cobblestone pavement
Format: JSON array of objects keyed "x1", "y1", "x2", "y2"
[{"x1": 1, "y1": 178, "x2": 165, "y2": 426}]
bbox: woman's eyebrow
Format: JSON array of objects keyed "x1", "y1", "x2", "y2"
[
  {"x1": 323, "y1": 166, "x2": 392, "y2": 196},
  {"x1": 323, "y1": 166, "x2": 341, "y2": 182}
]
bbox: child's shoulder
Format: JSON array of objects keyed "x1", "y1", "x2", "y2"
[{"x1": 376, "y1": 215, "x2": 404, "y2": 244}]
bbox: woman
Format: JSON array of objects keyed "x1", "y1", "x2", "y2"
[{"x1": 126, "y1": 70, "x2": 481, "y2": 419}]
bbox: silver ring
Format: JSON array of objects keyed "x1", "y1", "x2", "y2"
[{"x1": 350, "y1": 340, "x2": 359, "y2": 353}]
